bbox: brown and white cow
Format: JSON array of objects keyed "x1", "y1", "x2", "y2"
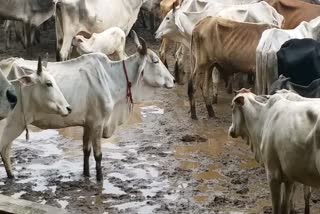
[{"x1": 188, "y1": 17, "x2": 275, "y2": 119}]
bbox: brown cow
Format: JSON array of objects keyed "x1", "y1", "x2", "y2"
[
  {"x1": 265, "y1": 0, "x2": 320, "y2": 29},
  {"x1": 188, "y1": 17, "x2": 275, "y2": 120}
]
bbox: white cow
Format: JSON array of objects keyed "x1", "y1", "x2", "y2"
[
  {"x1": 228, "y1": 89, "x2": 320, "y2": 214},
  {"x1": 72, "y1": 27, "x2": 127, "y2": 60},
  {"x1": 55, "y1": 0, "x2": 151, "y2": 61},
  {"x1": 256, "y1": 17, "x2": 320, "y2": 95},
  {"x1": 2, "y1": 33, "x2": 175, "y2": 181},
  {"x1": 0, "y1": 70, "x2": 17, "y2": 119},
  {"x1": 0, "y1": 57, "x2": 71, "y2": 178},
  {"x1": 0, "y1": 0, "x2": 55, "y2": 48}
]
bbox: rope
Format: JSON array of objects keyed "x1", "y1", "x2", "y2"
[{"x1": 122, "y1": 61, "x2": 133, "y2": 111}]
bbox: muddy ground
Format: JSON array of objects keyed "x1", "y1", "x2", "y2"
[{"x1": 0, "y1": 19, "x2": 319, "y2": 214}]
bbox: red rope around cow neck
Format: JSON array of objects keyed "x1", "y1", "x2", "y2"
[{"x1": 122, "y1": 61, "x2": 133, "y2": 110}]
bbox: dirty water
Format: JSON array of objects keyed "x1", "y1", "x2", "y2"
[{"x1": 0, "y1": 21, "x2": 319, "y2": 214}]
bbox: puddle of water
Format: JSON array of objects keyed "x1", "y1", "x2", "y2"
[
  {"x1": 240, "y1": 158, "x2": 259, "y2": 170},
  {"x1": 58, "y1": 127, "x2": 83, "y2": 141},
  {"x1": 140, "y1": 105, "x2": 164, "y2": 118},
  {"x1": 107, "y1": 172, "x2": 131, "y2": 181},
  {"x1": 193, "y1": 195, "x2": 209, "y2": 204},
  {"x1": 11, "y1": 191, "x2": 26, "y2": 199},
  {"x1": 174, "y1": 128, "x2": 228, "y2": 160},
  {"x1": 56, "y1": 199, "x2": 69, "y2": 209},
  {"x1": 179, "y1": 161, "x2": 200, "y2": 170},
  {"x1": 193, "y1": 170, "x2": 225, "y2": 181},
  {"x1": 114, "y1": 201, "x2": 160, "y2": 214},
  {"x1": 103, "y1": 180, "x2": 126, "y2": 195}
]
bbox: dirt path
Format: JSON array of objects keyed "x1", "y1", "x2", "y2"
[{"x1": 0, "y1": 21, "x2": 319, "y2": 214}]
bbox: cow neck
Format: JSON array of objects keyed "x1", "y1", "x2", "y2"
[
  {"x1": 109, "y1": 54, "x2": 146, "y2": 108},
  {"x1": 241, "y1": 98, "x2": 265, "y2": 164}
]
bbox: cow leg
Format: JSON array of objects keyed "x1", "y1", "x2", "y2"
[
  {"x1": 83, "y1": 125, "x2": 92, "y2": 177},
  {"x1": 268, "y1": 177, "x2": 281, "y2": 214},
  {"x1": 211, "y1": 67, "x2": 219, "y2": 104},
  {"x1": 159, "y1": 39, "x2": 169, "y2": 68},
  {"x1": 0, "y1": 118, "x2": 25, "y2": 179},
  {"x1": 281, "y1": 181, "x2": 294, "y2": 214},
  {"x1": 202, "y1": 66, "x2": 215, "y2": 118},
  {"x1": 5, "y1": 29, "x2": 10, "y2": 50},
  {"x1": 303, "y1": 185, "x2": 311, "y2": 214},
  {"x1": 188, "y1": 77, "x2": 197, "y2": 120},
  {"x1": 92, "y1": 124, "x2": 103, "y2": 182},
  {"x1": 226, "y1": 76, "x2": 233, "y2": 94},
  {"x1": 25, "y1": 23, "x2": 32, "y2": 48}
]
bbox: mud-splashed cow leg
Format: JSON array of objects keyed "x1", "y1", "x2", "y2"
[
  {"x1": 83, "y1": 125, "x2": 92, "y2": 177},
  {"x1": 92, "y1": 124, "x2": 103, "y2": 182}
]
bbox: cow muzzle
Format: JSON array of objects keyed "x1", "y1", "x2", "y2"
[
  {"x1": 228, "y1": 126, "x2": 237, "y2": 138},
  {"x1": 6, "y1": 89, "x2": 17, "y2": 109}
]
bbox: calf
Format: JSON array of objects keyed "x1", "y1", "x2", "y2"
[
  {"x1": 72, "y1": 27, "x2": 127, "y2": 60},
  {"x1": 188, "y1": 17, "x2": 274, "y2": 119}
]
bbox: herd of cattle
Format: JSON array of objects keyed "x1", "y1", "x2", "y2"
[{"x1": 2, "y1": 0, "x2": 320, "y2": 213}]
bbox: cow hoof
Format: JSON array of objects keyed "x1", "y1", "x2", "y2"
[
  {"x1": 7, "y1": 174, "x2": 14, "y2": 179},
  {"x1": 191, "y1": 114, "x2": 198, "y2": 120},
  {"x1": 96, "y1": 173, "x2": 103, "y2": 182},
  {"x1": 102, "y1": 133, "x2": 109, "y2": 139},
  {"x1": 83, "y1": 171, "x2": 90, "y2": 177},
  {"x1": 212, "y1": 96, "x2": 218, "y2": 104}
]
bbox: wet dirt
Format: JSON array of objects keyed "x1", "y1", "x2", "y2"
[{"x1": 0, "y1": 19, "x2": 319, "y2": 214}]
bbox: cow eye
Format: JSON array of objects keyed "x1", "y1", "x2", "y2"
[
  {"x1": 166, "y1": 17, "x2": 170, "y2": 20},
  {"x1": 46, "y1": 82, "x2": 53, "y2": 87},
  {"x1": 153, "y1": 60, "x2": 159, "y2": 64}
]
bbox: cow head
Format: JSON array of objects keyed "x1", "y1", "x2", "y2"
[
  {"x1": 12, "y1": 57, "x2": 72, "y2": 117},
  {"x1": 0, "y1": 70, "x2": 17, "y2": 119},
  {"x1": 155, "y1": 3, "x2": 181, "y2": 40},
  {"x1": 132, "y1": 31, "x2": 175, "y2": 89},
  {"x1": 228, "y1": 89, "x2": 254, "y2": 139}
]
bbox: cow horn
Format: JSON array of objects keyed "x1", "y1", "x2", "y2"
[
  {"x1": 138, "y1": 37, "x2": 147, "y2": 56},
  {"x1": 37, "y1": 56, "x2": 42, "y2": 76},
  {"x1": 172, "y1": 0, "x2": 178, "y2": 13},
  {"x1": 131, "y1": 30, "x2": 141, "y2": 49}
]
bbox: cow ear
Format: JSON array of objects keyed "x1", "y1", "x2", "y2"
[
  {"x1": 37, "y1": 56, "x2": 42, "y2": 76},
  {"x1": 172, "y1": 0, "x2": 178, "y2": 13},
  {"x1": 18, "y1": 75, "x2": 36, "y2": 87},
  {"x1": 138, "y1": 37, "x2": 147, "y2": 55},
  {"x1": 234, "y1": 96, "x2": 244, "y2": 106}
]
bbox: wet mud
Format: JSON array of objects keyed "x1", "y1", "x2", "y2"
[{"x1": 0, "y1": 20, "x2": 319, "y2": 214}]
